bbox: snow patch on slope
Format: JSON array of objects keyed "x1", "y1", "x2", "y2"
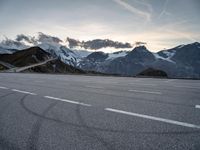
[
  {"x1": 176, "y1": 45, "x2": 185, "y2": 49},
  {"x1": 153, "y1": 52, "x2": 176, "y2": 63},
  {"x1": 72, "y1": 49, "x2": 91, "y2": 58},
  {"x1": 107, "y1": 51, "x2": 128, "y2": 60},
  {"x1": 162, "y1": 50, "x2": 176, "y2": 59}
]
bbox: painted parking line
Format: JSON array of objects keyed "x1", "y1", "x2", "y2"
[
  {"x1": 174, "y1": 85, "x2": 200, "y2": 89},
  {"x1": 195, "y1": 105, "x2": 200, "y2": 109},
  {"x1": 105, "y1": 108, "x2": 200, "y2": 129},
  {"x1": 11, "y1": 89, "x2": 37, "y2": 95},
  {"x1": 44, "y1": 96, "x2": 91, "y2": 107},
  {"x1": 129, "y1": 83, "x2": 157, "y2": 86},
  {"x1": 128, "y1": 89, "x2": 162, "y2": 95},
  {"x1": 0, "y1": 86, "x2": 9, "y2": 90}
]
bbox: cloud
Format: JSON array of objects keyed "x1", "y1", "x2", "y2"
[
  {"x1": 158, "y1": 0, "x2": 171, "y2": 19},
  {"x1": 37, "y1": 32, "x2": 63, "y2": 43},
  {"x1": 134, "y1": 0, "x2": 153, "y2": 13},
  {"x1": 15, "y1": 32, "x2": 63, "y2": 46},
  {"x1": 16, "y1": 34, "x2": 37, "y2": 45},
  {"x1": 135, "y1": 41, "x2": 147, "y2": 46},
  {"x1": 112, "y1": 0, "x2": 151, "y2": 21},
  {"x1": 156, "y1": 20, "x2": 197, "y2": 42},
  {"x1": 0, "y1": 36, "x2": 29, "y2": 50},
  {"x1": 66, "y1": 38, "x2": 133, "y2": 50},
  {"x1": 66, "y1": 37, "x2": 81, "y2": 48}
]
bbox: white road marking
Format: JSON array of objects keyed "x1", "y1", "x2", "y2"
[
  {"x1": 195, "y1": 105, "x2": 200, "y2": 109},
  {"x1": 105, "y1": 108, "x2": 200, "y2": 129},
  {"x1": 174, "y1": 85, "x2": 200, "y2": 89},
  {"x1": 129, "y1": 83, "x2": 156, "y2": 86},
  {"x1": 44, "y1": 96, "x2": 91, "y2": 107},
  {"x1": 0, "y1": 86, "x2": 9, "y2": 90},
  {"x1": 11, "y1": 89, "x2": 37, "y2": 95},
  {"x1": 128, "y1": 89, "x2": 162, "y2": 95},
  {"x1": 85, "y1": 85, "x2": 104, "y2": 89},
  {"x1": 164, "y1": 79, "x2": 175, "y2": 83}
]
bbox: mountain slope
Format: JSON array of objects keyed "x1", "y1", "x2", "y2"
[
  {"x1": 24, "y1": 59, "x2": 85, "y2": 74},
  {"x1": 0, "y1": 33, "x2": 90, "y2": 67},
  {"x1": 78, "y1": 43, "x2": 200, "y2": 78},
  {"x1": 104, "y1": 46, "x2": 156, "y2": 75},
  {"x1": 0, "y1": 47, "x2": 86, "y2": 74},
  {"x1": 153, "y1": 42, "x2": 200, "y2": 78},
  {"x1": 0, "y1": 34, "x2": 200, "y2": 78},
  {"x1": 0, "y1": 47, "x2": 51, "y2": 67}
]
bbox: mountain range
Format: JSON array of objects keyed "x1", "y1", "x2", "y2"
[{"x1": 0, "y1": 33, "x2": 200, "y2": 79}]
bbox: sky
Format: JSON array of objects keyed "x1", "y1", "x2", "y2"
[{"x1": 0, "y1": 0, "x2": 200, "y2": 52}]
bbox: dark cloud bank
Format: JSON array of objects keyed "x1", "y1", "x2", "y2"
[
  {"x1": 66, "y1": 37, "x2": 133, "y2": 50},
  {"x1": 4, "y1": 32, "x2": 134, "y2": 50}
]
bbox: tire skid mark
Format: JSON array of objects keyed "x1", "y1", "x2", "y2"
[
  {"x1": 0, "y1": 92, "x2": 15, "y2": 111},
  {"x1": 20, "y1": 95, "x2": 58, "y2": 150},
  {"x1": 0, "y1": 92, "x2": 14, "y2": 100},
  {"x1": 0, "y1": 136, "x2": 21, "y2": 150},
  {"x1": 20, "y1": 98, "x2": 200, "y2": 136},
  {"x1": 1, "y1": 80, "x2": 195, "y2": 108},
  {"x1": 0, "y1": 93, "x2": 23, "y2": 150},
  {"x1": 75, "y1": 104, "x2": 115, "y2": 150},
  {"x1": 0, "y1": 92, "x2": 15, "y2": 116}
]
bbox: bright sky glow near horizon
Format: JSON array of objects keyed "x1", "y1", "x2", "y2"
[{"x1": 0, "y1": 0, "x2": 200, "y2": 52}]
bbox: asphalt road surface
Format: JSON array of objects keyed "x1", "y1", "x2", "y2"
[{"x1": 0, "y1": 73, "x2": 200, "y2": 150}]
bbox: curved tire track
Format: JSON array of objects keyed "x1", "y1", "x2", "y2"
[
  {"x1": 19, "y1": 96, "x2": 200, "y2": 136},
  {"x1": 0, "y1": 136, "x2": 21, "y2": 150},
  {"x1": 75, "y1": 104, "x2": 115, "y2": 150},
  {"x1": 0, "y1": 92, "x2": 21, "y2": 150},
  {"x1": 20, "y1": 95, "x2": 58, "y2": 150}
]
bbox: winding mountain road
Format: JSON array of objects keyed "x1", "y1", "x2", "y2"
[
  {"x1": 2, "y1": 58, "x2": 56, "y2": 73},
  {"x1": 0, "y1": 61, "x2": 15, "y2": 69}
]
